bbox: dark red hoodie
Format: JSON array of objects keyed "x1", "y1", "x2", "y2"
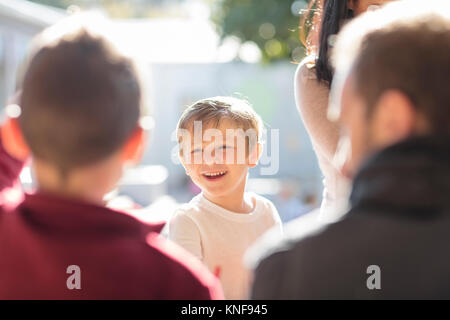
[{"x1": 0, "y1": 138, "x2": 223, "y2": 299}]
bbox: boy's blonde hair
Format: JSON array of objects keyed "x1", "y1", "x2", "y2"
[{"x1": 177, "y1": 96, "x2": 263, "y2": 154}]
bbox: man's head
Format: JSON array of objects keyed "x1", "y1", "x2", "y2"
[
  {"x1": 3, "y1": 16, "x2": 145, "y2": 199},
  {"x1": 348, "y1": 0, "x2": 398, "y2": 15},
  {"x1": 176, "y1": 97, "x2": 263, "y2": 199},
  {"x1": 329, "y1": 0, "x2": 450, "y2": 178}
]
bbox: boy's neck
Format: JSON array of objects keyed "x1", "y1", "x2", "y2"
[
  {"x1": 37, "y1": 185, "x2": 106, "y2": 206},
  {"x1": 33, "y1": 157, "x2": 119, "y2": 207},
  {"x1": 203, "y1": 183, "x2": 253, "y2": 214}
]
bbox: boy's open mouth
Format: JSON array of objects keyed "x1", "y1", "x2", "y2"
[{"x1": 202, "y1": 171, "x2": 227, "y2": 180}]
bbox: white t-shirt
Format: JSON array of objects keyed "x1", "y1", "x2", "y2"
[{"x1": 168, "y1": 192, "x2": 282, "y2": 299}]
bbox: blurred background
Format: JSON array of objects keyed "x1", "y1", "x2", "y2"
[{"x1": 0, "y1": 0, "x2": 322, "y2": 224}]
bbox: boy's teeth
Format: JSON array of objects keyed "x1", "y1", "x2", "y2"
[{"x1": 204, "y1": 171, "x2": 226, "y2": 177}]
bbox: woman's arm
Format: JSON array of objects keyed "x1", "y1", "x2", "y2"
[{"x1": 294, "y1": 60, "x2": 341, "y2": 166}]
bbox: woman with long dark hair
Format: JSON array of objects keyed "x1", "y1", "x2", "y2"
[{"x1": 295, "y1": 0, "x2": 396, "y2": 221}]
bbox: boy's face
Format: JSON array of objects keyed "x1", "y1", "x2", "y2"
[{"x1": 179, "y1": 118, "x2": 259, "y2": 200}]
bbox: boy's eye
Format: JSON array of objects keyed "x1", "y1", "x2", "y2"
[
  {"x1": 215, "y1": 146, "x2": 227, "y2": 153},
  {"x1": 192, "y1": 148, "x2": 202, "y2": 154}
]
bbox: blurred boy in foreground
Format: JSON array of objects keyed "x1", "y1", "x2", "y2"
[{"x1": 0, "y1": 16, "x2": 222, "y2": 300}]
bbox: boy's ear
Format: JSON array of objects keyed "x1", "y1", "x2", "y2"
[
  {"x1": 121, "y1": 126, "x2": 146, "y2": 165},
  {"x1": 1, "y1": 118, "x2": 30, "y2": 161},
  {"x1": 178, "y1": 152, "x2": 191, "y2": 176},
  {"x1": 248, "y1": 143, "x2": 262, "y2": 168}
]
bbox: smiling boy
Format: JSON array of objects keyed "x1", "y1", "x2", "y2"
[{"x1": 169, "y1": 97, "x2": 282, "y2": 299}]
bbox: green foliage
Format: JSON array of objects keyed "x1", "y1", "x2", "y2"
[
  {"x1": 210, "y1": 0, "x2": 308, "y2": 63},
  {"x1": 28, "y1": 0, "x2": 309, "y2": 62}
]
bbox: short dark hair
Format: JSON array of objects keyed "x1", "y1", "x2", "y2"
[
  {"x1": 333, "y1": 0, "x2": 450, "y2": 134},
  {"x1": 20, "y1": 27, "x2": 141, "y2": 172}
]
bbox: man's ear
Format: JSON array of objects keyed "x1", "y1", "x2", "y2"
[
  {"x1": 121, "y1": 126, "x2": 146, "y2": 165},
  {"x1": 372, "y1": 90, "x2": 417, "y2": 147},
  {"x1": 347, "y1": 0, "x2": 356, "y2": 10},
  {"x1": 1, "y1": 118, "x2": 30, "y2": 161},
  {"x1": 248, "y1": 143, "x2": 262, "y2": 168}
]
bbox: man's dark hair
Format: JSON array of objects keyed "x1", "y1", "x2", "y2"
[
  {"x1": 333, "y1": 1, "x2": 450, "y2": 135},
  {"x1": 353, "y1": 23, "x2": 450, "y2": 133},
  {"x1": 20, "y1": 27, "x2": 141, "y2": 172}
]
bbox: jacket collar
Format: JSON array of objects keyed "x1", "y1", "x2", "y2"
[{"x1": 350, "y1": 135, "x2": 450, "y2": 217}]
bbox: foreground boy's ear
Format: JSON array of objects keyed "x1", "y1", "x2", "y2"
[
  {"x1": 178, "y1": 152, "x2": 191, "y2": 176},
  {"x1": 1, "y1": 117, "x2": 30, "y2": 161},
  {"x1": 248, "y1": 143, "x2": 262, "y2": 167},
  {"x1": 122, "y1": 126, "x2": 146, "y2": 165},
  {"x1": 347, "y1": 0, "x2": 356, "y2": 11}
]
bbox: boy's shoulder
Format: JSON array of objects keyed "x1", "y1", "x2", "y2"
[
  {"x1": 172, "y1": 194, "x2": 205, "y2": 220},
  {"x1": 249, "y1": 192, "x2": 278, "y2": 214},
  {"x1": 252, "y1": 193, "x2": 284, "y2": 232}
]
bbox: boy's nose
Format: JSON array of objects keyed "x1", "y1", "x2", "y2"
[
  {"x1": 202, "y1": 147, "x2": 213, "y2": 165},
  {"x1": 203, "y1": 148, "x2": 224, "y2": 165}
]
